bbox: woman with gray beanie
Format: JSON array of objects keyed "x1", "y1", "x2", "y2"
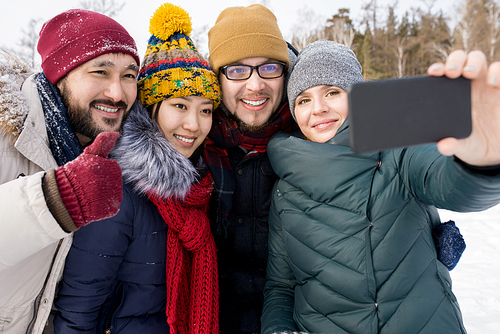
[{"x1": 261, "y1": 40, "x2": 500, "y2": 333}]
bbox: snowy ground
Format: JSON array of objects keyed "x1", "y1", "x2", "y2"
[{"x1": 439, "y1": 203, "x2": 500, "y2": 334}]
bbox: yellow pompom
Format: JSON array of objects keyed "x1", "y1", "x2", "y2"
[{"x1": 149, "y1": 3, "x2": 192, "y2": 40}]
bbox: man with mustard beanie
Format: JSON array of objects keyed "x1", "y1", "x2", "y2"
[
  {"x1": 203, "y1": 4, "x2": 298, "y2": 333},
  {"x1": 0, "y1": 9, "x2": 140, "y2": 333}
]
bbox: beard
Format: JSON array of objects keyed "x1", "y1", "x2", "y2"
[
  {"x1": 59, "y1": 80, "x2": 129, "y2": 140},
  {"x1": 220, "y1": 103, "x2": 275, "y2": 133}
]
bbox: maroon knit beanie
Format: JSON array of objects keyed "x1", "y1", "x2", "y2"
[{"x1": 37, "y1": 9, "x2": 140, "y2": 85}]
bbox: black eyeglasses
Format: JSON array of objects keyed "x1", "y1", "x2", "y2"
[{"x1": 220, "y1": 62, "x2": 286, "y2": 81}]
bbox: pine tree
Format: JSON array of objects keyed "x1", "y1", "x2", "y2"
[
  {"x1": 324, "y1": 8, "x2": 356, "y2": 48},
  {"x1": 358, "y1": 27, "x2": 379, "y2": 80}
]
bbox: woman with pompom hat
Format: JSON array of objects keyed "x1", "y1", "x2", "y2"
[{"x1": 53, "y1": 4, "x2": 220, "y2": 334}]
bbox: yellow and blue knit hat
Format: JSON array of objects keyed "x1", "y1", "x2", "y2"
[{"x1": 137, "y1": 3, "x2": 221, "y2": 109}]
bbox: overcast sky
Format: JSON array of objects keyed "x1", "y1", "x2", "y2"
[{"x1": 1, "y1": 0, "x2": 458, "y2": 64}]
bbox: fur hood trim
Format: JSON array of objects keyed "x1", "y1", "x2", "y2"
[
  {"x1": 0, "y1": 53, "x2": 34, "y2": 139},
  {"x1": 111, "y1": 102, "x2": 198, "y2": 199}
]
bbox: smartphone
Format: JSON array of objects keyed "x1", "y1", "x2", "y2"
[{"x1": 347, "y1": 75, "x2": 472, "y2": 154}]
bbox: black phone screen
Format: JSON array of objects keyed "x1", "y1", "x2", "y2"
[{"x1": 348, "y1": 75, "x2": 471, "y2": 154}]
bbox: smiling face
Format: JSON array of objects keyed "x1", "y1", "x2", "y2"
[
  {"x1": 57, "y1": 53, "x2": 139, "y2": 146},
  {"x1": 294, "y1": 85, "x2": 349, "y2": 143},
  {"x1": 219, "y1": 57, "x2": 284, "y2": 132},
  {"x1": 155, "y1": 96, "x2": 213, "y2": 158}
]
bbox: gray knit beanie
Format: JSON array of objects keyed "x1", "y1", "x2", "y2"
[{"x1": 287, "y1": 40, "x2": 365, "y2": 120}]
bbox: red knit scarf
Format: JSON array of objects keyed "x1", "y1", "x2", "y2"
[{"x1": 148, "y1": 173, "x2": 219, "y2": 334}]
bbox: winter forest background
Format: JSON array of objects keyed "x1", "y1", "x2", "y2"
[
  {"x1": 1, "y1": 0, "x2": 500, "y2": 332},
  {"x1": 3, "y1": 0, "x2": 500, "y2": 80}
]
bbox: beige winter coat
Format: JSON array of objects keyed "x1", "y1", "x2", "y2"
[{"x1": 0, "y1": 57, "x2": 72, "y2": 334}]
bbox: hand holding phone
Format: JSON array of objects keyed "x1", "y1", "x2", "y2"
[
  {"x1": 428, "y1": 50, "x2": 500, "y2": 167},
  {"x1": 347, "y1": 75, "x2": 472, "y2": 154}
]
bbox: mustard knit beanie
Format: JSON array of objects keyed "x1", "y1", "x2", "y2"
[
  {"x1": 208, "y1": 4, "x2": 290, "y2": 76},
  {"x1": 137, "y1": 3, "x2": 221, "y2": 109}
]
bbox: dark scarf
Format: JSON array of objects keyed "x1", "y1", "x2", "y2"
[
  {"x1": 35, "y1": 73, "x2": 83, "y2": 166},
  {"x1": 202, "y1": 102, "x2": 296, "y2": 220}
]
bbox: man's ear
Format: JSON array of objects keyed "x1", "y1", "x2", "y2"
[{"x1": 55, "y1": 75, "x2": 67, "y2": 92}]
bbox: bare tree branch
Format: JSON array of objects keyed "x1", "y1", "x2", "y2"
[
  {"x1": 18, "y1": 18, "x2": 42, "y2": 68},
  {"x1": 486, "y1": 0, "x2": 500, "y2": 61},
  {"x1": 79, "y1": 0, "x2": 125, "y2": 17}
]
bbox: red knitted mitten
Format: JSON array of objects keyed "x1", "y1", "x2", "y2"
[{"x1": 55, "y1": 132, "x2": 123, "y2": 227}]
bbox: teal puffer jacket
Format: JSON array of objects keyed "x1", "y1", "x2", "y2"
[{"x1": 262, "y1": 122, "x2": 500, "y2": 334}]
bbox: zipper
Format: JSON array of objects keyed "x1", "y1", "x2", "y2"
[
  {"x1": 25, "y1": 239, "x2": 63, "y2": 334},
  {"x1": 104, "y1": 281, "x2": 126, "y2": 334}
]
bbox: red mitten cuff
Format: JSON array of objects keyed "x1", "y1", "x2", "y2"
[
  {"x1": 42, "y1": 169, "x2": 79, "y2": 232},
  {"x1": 55, "y1": 167, "x2": 85, "y2": 226}
]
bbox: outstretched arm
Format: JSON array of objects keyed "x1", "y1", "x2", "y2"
[{"x1": 428, "y1": 50, "x2": 500, "y2": 167}]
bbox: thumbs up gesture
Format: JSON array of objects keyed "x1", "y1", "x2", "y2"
[{"x1": 55, "y1": 132, "x2": 123, "y2": 227}]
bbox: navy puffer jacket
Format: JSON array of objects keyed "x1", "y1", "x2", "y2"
[
  {"x1": 54, "y1": 103, "x2": 200, "y2": 333},
  {"x1": 54, "y1": 184, "x2": 168, "y2": 333},
  {"x1": 262, "y1": 122, "x2": 500, "y2": 334}
]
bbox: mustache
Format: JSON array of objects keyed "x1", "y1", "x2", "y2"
[{"x1": 91, "y1": 99, "x2": 128, "y2": 111}]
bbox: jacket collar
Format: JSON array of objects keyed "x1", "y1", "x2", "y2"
[
  {"x1": 111, "y1": 102, "x2": 198, "y2": 199},
  {"x1": 14, "y1": 75, "x2": 58, "y2": 171},
  {"x1": 1, "y1": 54, "x2": 57, "y2": 171},
  {"x1": 325, "y1": 117, "x2": 351, "y2": 147}
]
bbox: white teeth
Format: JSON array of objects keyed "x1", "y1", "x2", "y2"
[
  {"x1": 242, "y1": 98, "x2": 267, "y2": 106},
  {"x1": 174, "y1": 134, "x2": 195, "y2": 143},
  {"x1": 94, "y1": 105, "x2": 118, "y2": 113}
]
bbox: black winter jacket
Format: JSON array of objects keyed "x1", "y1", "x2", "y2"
[{"x1": 209, "y1": 146, "x2": 278, "y2": 334}]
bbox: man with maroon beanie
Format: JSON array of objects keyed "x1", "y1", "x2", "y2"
[{"x1": 0, "y1": 9, "x2": 140, "y2": 333}]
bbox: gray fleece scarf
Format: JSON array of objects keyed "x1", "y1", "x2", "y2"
[{"x1": 110, "y1": 102, "x2": 198, "y2": 199}]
